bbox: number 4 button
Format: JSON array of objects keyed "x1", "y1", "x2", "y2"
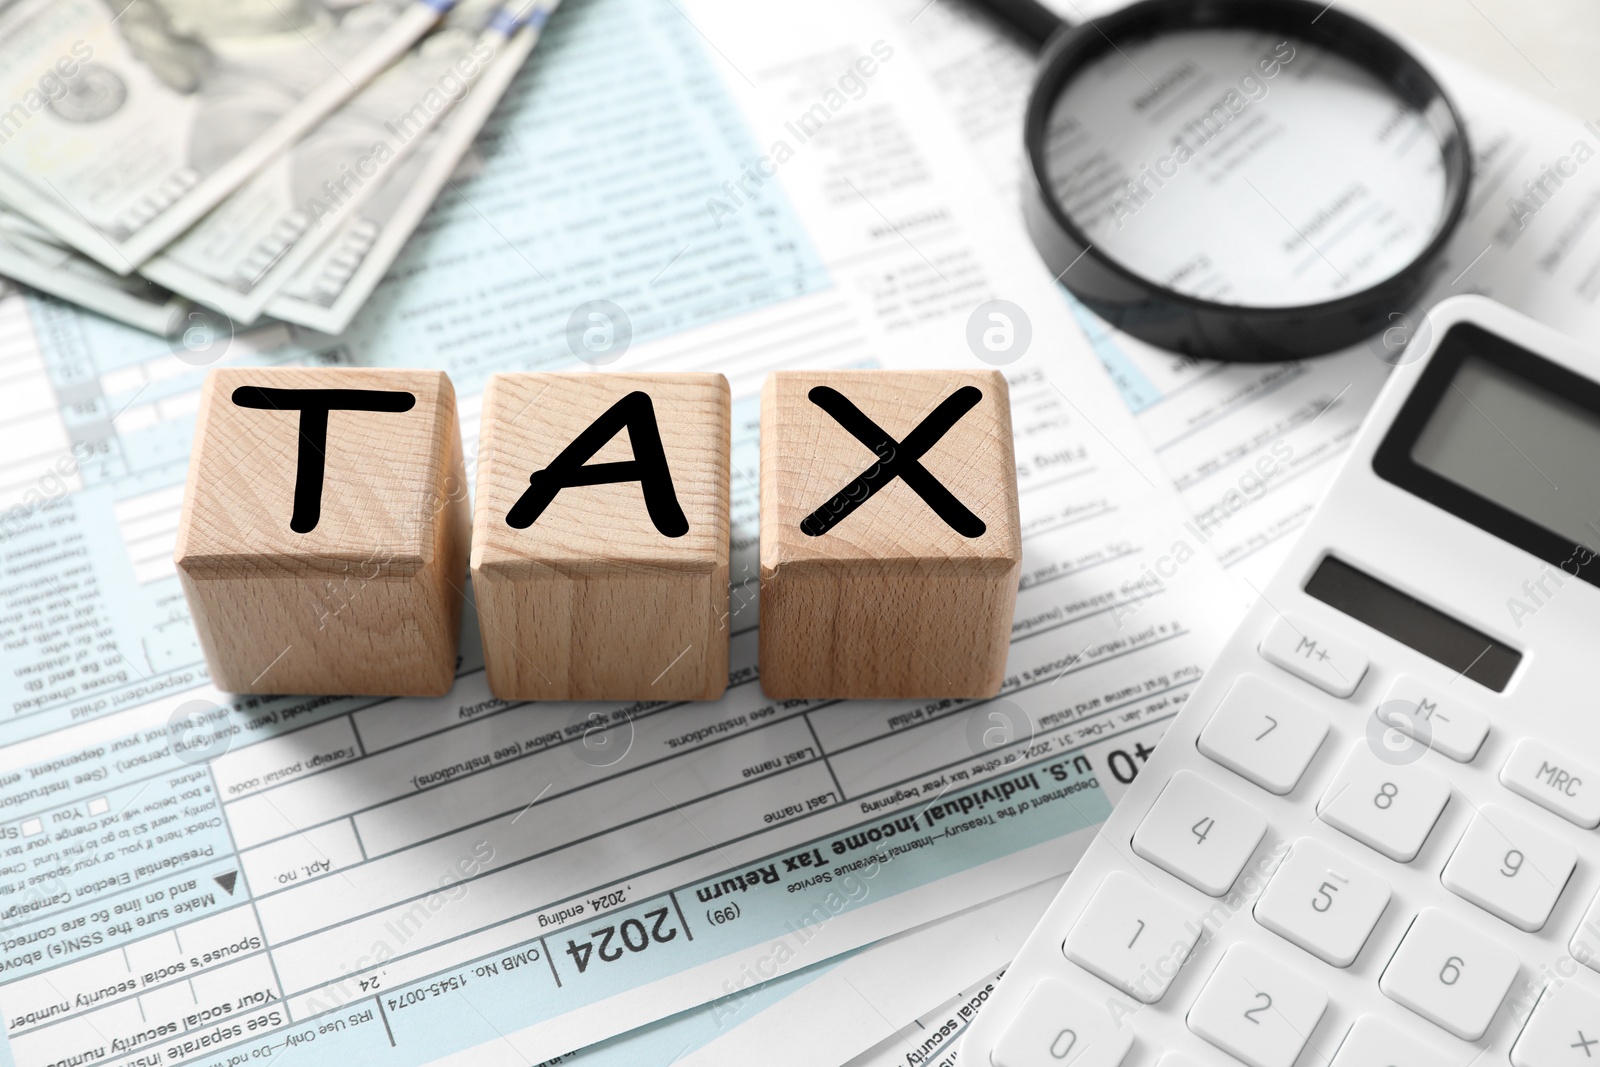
[{"x1": 1133, "y1": 771, "x2": 1269, "y2": 896}]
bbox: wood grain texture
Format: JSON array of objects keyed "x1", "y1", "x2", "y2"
[
  {"x1": 471, "y1": 372, "x2": 731, "y2": 701},
  {"x1": 173, "y1": 367, "x2": 470, "y2": 696},
  {"x1": 759, "y1": 370, "x2": 1021, "y2": 698}
]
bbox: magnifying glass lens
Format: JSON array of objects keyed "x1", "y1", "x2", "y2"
[{"x1": 1043, "y1": 30, "x2": 1452, "y2": 308}]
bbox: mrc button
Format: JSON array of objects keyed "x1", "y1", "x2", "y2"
[{"x1": 1500, "y1": 739, "x2": 1600, "y2": 828}]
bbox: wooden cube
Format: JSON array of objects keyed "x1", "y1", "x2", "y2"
[
  {"x1": 759, "y1": 370, "x2": 1022, "y2": 698},
  {"x1": 471, "y1": 373, "x2": 730, "y2": 701},
  {"x1": 174, "y1": 367, "x2": 470, "y2": 696}
]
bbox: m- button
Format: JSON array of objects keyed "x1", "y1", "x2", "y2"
[
  {"x1": 1501, "y1": 739, "x2": 1600, "y2": 828},
  {"x1": 1259, "y1": 615, "x2": 1369, "y2": 698}
]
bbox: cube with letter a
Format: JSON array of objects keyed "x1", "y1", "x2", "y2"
[
  {"x1": 471, "y1": 372, "x2": 731, "y2": 701},
  {"x1": 759, "y1": 370, "x2": 1022, "y2": 698},
  {"x1": 173, "y1": 367, "x2": 471, "y2": 696}
]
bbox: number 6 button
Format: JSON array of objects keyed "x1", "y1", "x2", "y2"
[
  {"x1": 1133, "y1": 771, "x2": 1268, "y2": 896},
  {"x1": 1188, "y1": 943, "x2": 1329, "y2": 1067},
  {"x1": 1380, "y1": 908, "x2": 1519, "y2": 1040}
]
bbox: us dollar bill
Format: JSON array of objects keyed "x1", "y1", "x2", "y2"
[
  {"x1": 0, "y1": 203, "x2": 189, "y2": 333},
  {"x1": 265, "y1": 3, "x2": 555, "y2": 336},
  {"x1": 141, "y1": 0, "x2": 514, "y2": 324},
  {"x1": 0, "y1": 0, "x2": 449, "y2": 273}
]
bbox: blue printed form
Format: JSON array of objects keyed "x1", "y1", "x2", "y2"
[{"x1": 0, "y1": 0, "x2": 1241, "y2": 1062}]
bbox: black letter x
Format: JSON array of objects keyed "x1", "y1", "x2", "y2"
[{"x1": 800, "y1": 385, "x2": 986, "y2": 538}]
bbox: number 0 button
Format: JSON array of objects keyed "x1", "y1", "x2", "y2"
[
  {"x1": 1379, "y1": 907, "x2": 1519, "y2": 1040},
  {"x1": 993, "y1": 976, "x2": 1134, "y2": 1067},
  {"x1": 1187, "y1": 943, "x2": 1329, "y2": 1067},
  {"x1": 1133, "y1": 771, "x2": 1268, "y2": 896}
]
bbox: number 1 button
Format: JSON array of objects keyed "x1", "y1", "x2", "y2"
[
  {"x1": 1133, "y1": 771, "x2": 1268, "y2": 896},
  {"x1": 1064, "y1": 871, "x2": 1204, "y2": 1003},
  {"x1": 1188, "y1": 943, "x2": 1329, "y2": 1067}
]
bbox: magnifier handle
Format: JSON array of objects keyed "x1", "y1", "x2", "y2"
[{"x1": 964, "y1": 0, "x2": 1068, "y2": 50}]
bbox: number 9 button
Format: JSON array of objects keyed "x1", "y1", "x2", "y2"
[{"x1": 1440, "y1": 804, "x2": 1576, "y2": 932}]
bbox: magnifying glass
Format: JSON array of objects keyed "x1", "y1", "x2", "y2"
[{"x1": 970, "y1": 0, "x2": 1471, "y2": 361}]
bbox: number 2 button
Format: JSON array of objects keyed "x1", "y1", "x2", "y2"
[
  {"x1": 1133, "y1": 771, "x2": 1268, "y2": 896},
  {"x1": 1188, "y1": 943, "x2": 1329, "y2": 1067}
]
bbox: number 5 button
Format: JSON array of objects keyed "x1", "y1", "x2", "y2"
[
  {"x1": 1254, "y1": 837, "x2": 1391, "y2": 967},
  {"x1": 1133, "y1": 771, "x2": 1268, "y2": 896},
  {"x1": 1188, "y1": 943, "x2": 1329, "y2": 1067},
  {"x1": 1380, "y1": 908, "x2": 1519, "y2": 1040}
]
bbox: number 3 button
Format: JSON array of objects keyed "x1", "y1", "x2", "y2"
[
  {"x1": 1133, "y1": 771, "x2": 1268, "y2": 895},
  {"x1": 1188, "y1": 943, "x2": 1329, "y2": 1067}
]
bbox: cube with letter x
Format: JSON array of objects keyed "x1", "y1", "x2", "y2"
[
  {"x1": 173, "y1": 367, "x2": 471, "y2": 696},
  {"x1": 471, "y1": 372, "x2": 731, "y2": 701},
  {"x1": 759, "y1": 370, "x2": 1022, "y2": 698}
]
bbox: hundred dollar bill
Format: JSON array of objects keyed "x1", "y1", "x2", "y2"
[
  {"x1": 265, "y1": 2, "x2": 555, "y2": 335},
  {"x1": 141, "y1": 0, "x2": 514, "y2": 324},
  {"x1": 0, "y1": 0, "x2": 451, "y2": 273},
  {"x1": 0, "y1": 203, "x2": 189, "y2": 333}
]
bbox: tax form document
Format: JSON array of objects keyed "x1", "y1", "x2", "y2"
[
  {"x1": 895, "y1": 0, "x2": 1600, "y2": 591},
  {"x1": 0, "y1": 0, "x2": 1239, "y2": 1064}
]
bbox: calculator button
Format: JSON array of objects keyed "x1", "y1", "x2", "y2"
[
  {"x1": 1377, "y1": 675, "x2": 1489, "y2": 762},
  {"x1": 993, "y1": 976, "x2": 1134, "y2": 1067},
  {"x1": 1258, "y1": 615, "x2": 1369, "y2": 698},
  {"x1": 1379, "y1": 907, "x2": 1520, "y2": 1040},
  {"x1": 1253, "y1": 836, "x2": 1390, "y2": 967},
  {"x1": 1574, "y1": 892, "x2": 1600, "y2": 974},
  {"x1": 1511, "y1": 981, "x2": 1600, "y2": 1067},
  {"x1": 1501, "y1": 740, "x2": 1600, "y2": 829},
  {"x1": 1132, "y1": 770, "x2": 1268, "y2": 896},
  {"x1": 1330, "y1": 1015, "x2": 1460, "y2": 1067},
  {"x1": 1441, "y1": 804, "x2": 1577, "y2": 932},
  {"x1": 1317, "y1": 743, "x2": 1450, "y2": 862},
  {"x1": 1186, "y1": 943, "x2": 1329, "y2": 1067},
  {"x1": 1198, "y1": 675, "x2": 1330, "y2": 795},
  {"x1": 1063, "y1": 871, "x2": 1203, "y2": 1003}
]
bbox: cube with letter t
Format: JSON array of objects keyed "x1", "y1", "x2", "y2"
[
  {"x1": 759, "y1": 370, "x2": 1022, "y2": 698},
  {"x1": 472, "y1": 372, "x2": 731, "y2": 701},
  {"x1": 174, "y1": 367, "x2": 471, "y2": 695}
]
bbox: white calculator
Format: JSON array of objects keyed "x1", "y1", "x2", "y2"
[{"x1": 961, "y1": 295, "x2": 1600, "y2": 1067}]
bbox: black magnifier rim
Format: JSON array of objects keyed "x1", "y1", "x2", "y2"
[{"x1": 1023, "y1": 0, "x2": 1472, "y2": 362}]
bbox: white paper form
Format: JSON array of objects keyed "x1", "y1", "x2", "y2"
[
  {"x1": 891, "y1": 0, "x2": 1600, "y2": 590},
  {"x1": 0, "y1": 1, "x2": 1238, "y2": 1066}
]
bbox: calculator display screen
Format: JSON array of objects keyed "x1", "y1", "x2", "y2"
[
  {"x1": 1304, "y1": 556, "x2": 1520, "y2": 691},
  {"x1": 1412, "y1": 354, "x2": 1600, "y2": 547},
  {"x1": 1374, "y1": 322, "x2": 1600, "y2": 588}
]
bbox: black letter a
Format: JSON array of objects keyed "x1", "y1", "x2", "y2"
[{"x1": 506, "y1": 391, "x2": 688, "y2": 537}]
